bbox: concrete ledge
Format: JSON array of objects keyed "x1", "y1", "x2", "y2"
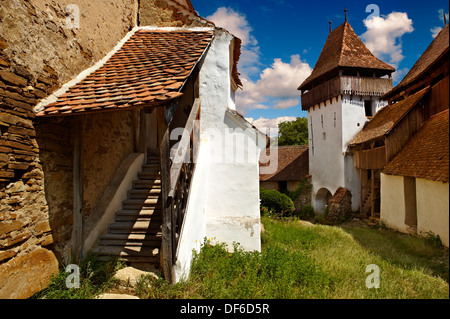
[{"x1": 82, "y1": 153, "x2": 145, "y2": 254}]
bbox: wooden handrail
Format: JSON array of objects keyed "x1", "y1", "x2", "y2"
[
  {"x1": 168, "y1": 98, "x2": 201, "y2": 198},
  {"x1": 160, "y1": 97, "x2": 201, "y2": 283}
]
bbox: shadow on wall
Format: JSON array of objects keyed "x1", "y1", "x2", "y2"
[{"x1": 315, "y1": 188, "x2": 332, "y2": 215}]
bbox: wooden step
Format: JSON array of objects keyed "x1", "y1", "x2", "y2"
[
  {"x1": 142, "y1": 163, "x2": 160, "y2": 170},
  {"x1": 123, "y1": 198, "x2": 160, "y2": 206},
  {"x1": 115, "y1": 213, "x2": 162, "y2": 222},
  {"x1": 115, "y1": 208, "x2": 162, "y2": 217},
  {"x1": 127, "y1": 189, "x2": 161, "y2": 199},
  {"x1": 108, "y1": 220, "x2": 162, "y2": 234},
  {"x1": 99, "y1": 234, "x2": 161, "y2": 247},
  {"x1": 100, "y1": 232, "x2": 161, "y2": 241},
  {"x1": 147, "y1": 156, "x2": 160, "y2": 163},
  {"x1": 132, "y1": 179, "x2": 161, "y2": 189},
  {"x1": 138, "y1": 172, "x2": 161, "y2": 180},
  {"x1": 94, "y1": 245, "x2": 159, "y2": 258},
  {"x1": 99, "y1": 238, "x2": 161, "y2": 247}
]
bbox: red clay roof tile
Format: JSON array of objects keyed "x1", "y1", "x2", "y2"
[
  {"x1": 37, "y1": 29, "x2": 214, "y2": 116},
  {"x1": 382, "y1": 109, "x2": 449, "y2": 182},
  {"x1": 298, "y1": 21, "x2": 395, "y2": 91},
  {"x1": 260, "y1": 146, "x2": 310, "y2": 182}
]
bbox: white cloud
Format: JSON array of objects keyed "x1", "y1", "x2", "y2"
[
  {"x1": 207, "y1": 7, "x2": 312, "y2": 114},
  {"x1": 236, "y1": 55, "x2": 312, "y2": 114},
  {"x1": 206, "y1": 7, "x2": 261, "y2": 76},
  {"x1": 431, "y1": 9, "x2": 449, "y2": 38},
  {"x1": 431, "y1": 26, "x2": 443, "y2": 38},
  {"x1": 361, "y1": 12, "x2": 414, "y2": 69},
  {"x1": 246, "y1": 116, "x2": 297, "y2": 138}
]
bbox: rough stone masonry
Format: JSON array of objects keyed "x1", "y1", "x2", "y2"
[{"x1": 1, "y1": 0, "x2": 205, "y2": 299}]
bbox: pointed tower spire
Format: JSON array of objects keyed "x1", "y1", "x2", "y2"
[
  {"x1": 344, "y1": 8, "x2": 348, "y2": 22},
  {"x1": 444, "y1": 10, "x2": 448, "y2": 26}
]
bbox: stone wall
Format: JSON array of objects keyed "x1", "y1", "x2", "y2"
[
  {"x1": 326, "y1": 187, "x2": 352, "y2": 223},
  {"x1": 1, "y1": 0, "x2": 200, "y2": 298}
]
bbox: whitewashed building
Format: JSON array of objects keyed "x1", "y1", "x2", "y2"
[
  {"x1": 34, "y1": 13, "x2": 267, "y2": 283},
  {"x1": 297, "y1": 17, "x2": 394, "y2": 214}
]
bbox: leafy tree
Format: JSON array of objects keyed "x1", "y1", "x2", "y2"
[{"x1": 277, "y1": 117, "x2": 308, "y2": 146}]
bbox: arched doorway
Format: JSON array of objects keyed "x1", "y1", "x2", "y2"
[{"x1": 316, "y1": 188, "x2": 332, "y2": 214}]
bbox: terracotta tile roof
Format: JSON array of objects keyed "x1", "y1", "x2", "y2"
[
  {"x1": 382, "y1": 109, "x2": 449, "y2": 182},
  {"x1": 260, "y1": 146, "x2": 309, "y2": 182},
  {"x1": 298, "y1": 22, "x2": 395, "y2": 91},
  {"x1": 350, "y1": 87, "x2": 430, "y2": 145},
  {"x1": 384, "y1": 24, "x2": 449, "y2": 100},
  {"x1": 37, "y1": 29, "x2": 214, "y2": 116}
]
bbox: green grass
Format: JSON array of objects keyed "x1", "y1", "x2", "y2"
[
  {"x1": 31, "y1": 254, "x2": 125, "y2": 299},
  {"x1": 33, "y1": 217, "x2": 449, "y2": 299},
  {"x1": 261, "y1": 218, "x2": 448, "y2": 299}
]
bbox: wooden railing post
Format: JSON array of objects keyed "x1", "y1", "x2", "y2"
[
  {"x1": 158, "y1": 106, "x2": 173, "y2": 283},
  {"x1": 159, "y1": 98, "x2": 201, "y2": 283}
]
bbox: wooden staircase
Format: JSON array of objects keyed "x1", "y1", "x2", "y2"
[
  {"x1": 361, "y1": 178, "x2": 380, "y2": 218},
  {"x1": 94, "y1": 152, "x2": 163, "y2": 267}
]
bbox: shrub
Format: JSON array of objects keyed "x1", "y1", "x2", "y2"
[
  {"x1": 287, "y1": 178, "x2": 312, "y2": 201},
  {"x1": 294, "y1": 204, "x2": 315, "y2": 220},
  {"x1": 260, "y1": 188, "x2": 295, "y2": 216}
]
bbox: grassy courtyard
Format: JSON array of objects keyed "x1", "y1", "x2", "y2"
[{"x1": 34, "y1": 217, "x2": 449, "y2": 299}]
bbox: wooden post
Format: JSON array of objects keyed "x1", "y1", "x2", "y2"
[
  {"x1": 72, "y1": 115, "x2": 84, "y2": 262},
  {"x1": 359, "y1": 168, "x2": 363, "y2": 215},
  {"x1": 370, "y1": 169, "x2": 375, "y2": 219},
  {"x1": 138, "y1": 109, "x2": 147, "y2": 155},
  {"x1": 157, "y1": 106, "x2": 173, "y2": 283}
]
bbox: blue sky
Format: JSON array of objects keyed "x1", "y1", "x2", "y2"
[{"x1": 191, "y1": 0, "x2": 449, "y2": 133}]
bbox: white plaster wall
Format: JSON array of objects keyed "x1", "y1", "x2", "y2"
[
  {"x1": 205, "y1": 112, "x2": 264, "y2": 252},
  {"x1": 308, "y1": 94, "x2": 386, "y2": 213},
  {"x1": 199, "y1": 30, "x2": 233, "y2": 134},
  {"x1": 416, "y1": 178, "x2": 449, "y2": 247},
  {"x1": 341, "y1": 95, "x2": 368, "y2": 152},
  {"x1": 173, "y1": 140, "x2": 210, "y2": 282},
  {"x1": 308, "y1": 97, "x2": 344, "y2": 212},
  {"x1": 174, "y1": 29, "x2": 263, "y2": 282},
  {"x1": 380, "y1": 173, "x2": 409, "y2": 233}
]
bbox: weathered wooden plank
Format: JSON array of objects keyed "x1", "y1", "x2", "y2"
[
  {"x1": 71, "y1": 115, "x2": 85, "y2": 262},
  {"x1": 158, "y1": 106, "x2": 173, "y2": 283},
  {"x1": 168, "y1": 98, "x2": 201, "y2": 197}
]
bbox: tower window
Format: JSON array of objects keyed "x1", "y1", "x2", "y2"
[{"x1": 364, "y1": 100, "x2": 373, "y2": 117}]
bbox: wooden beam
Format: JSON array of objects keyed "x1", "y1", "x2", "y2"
[
  {"x1": 169, "y1": 98, "x2": 201, "y2": 198},
  {"x1": 158, "y1": 106, "x2": 173, "y2": 283},
  {"x1": 370, "y1": 169, "x2": 375, "y2": 219},
  {"x1": 71, "y1": 115, "x2": 85, "y2": 262}
]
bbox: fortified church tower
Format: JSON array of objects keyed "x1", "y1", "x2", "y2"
[{"x1": 298, "y1": 11, "x2": 395, "y2": 214}]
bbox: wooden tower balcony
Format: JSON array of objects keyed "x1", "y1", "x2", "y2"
[{"x1": 301, "y1": 75, "x2": 393, "y2": 110}]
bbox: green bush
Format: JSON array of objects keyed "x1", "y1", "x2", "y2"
[
  {"x1": 260, "y1": 188, "x2": 295, "y2": 216},
  {"x1": 287, "y1": 178, "x2": 312, "y2": 201},
  {"x1": 294, "y1": 204, "x2": 315, "y2": 220}
]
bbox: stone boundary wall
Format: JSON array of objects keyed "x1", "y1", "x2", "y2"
[{"x1": 1, "y1": 0, "x2": 203, "y2": 298}]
